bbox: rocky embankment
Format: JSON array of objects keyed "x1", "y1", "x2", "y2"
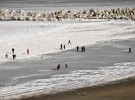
[{"x1": 0, "y1": 7, "x2": 135, "y2": 21}]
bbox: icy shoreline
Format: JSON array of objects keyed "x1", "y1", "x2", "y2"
[
  {"x1": 1, "y1": 62, "x2": 135, "y2": 100},
  {"x1": 0, "y1": 20, "x2": 135, "y2": 63},
  {"x1": 0, "y1": 7, "x2": 135, "y2": 21},
  {"x1": 0, "y1": 19, "x2": 135, "y2": 100}
]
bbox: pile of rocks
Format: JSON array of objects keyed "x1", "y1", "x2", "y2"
[{"x1": 0, "y1": 7, "x2": 135, "y2": 21}]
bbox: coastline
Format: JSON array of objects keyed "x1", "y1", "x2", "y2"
[
  {"x1": 1, "y1": 1, "x2": 135, "y2": 99},
  {"x1": 21, "y1": 77, "x2": 135, "y2": 100},
  {"x1": 1, "y1": 24, "x2": 135, "y2": 99},
  {"x1": 1, "y1": 38, "x2": 135, "y2": 99},
  {"x1": 16, "y1": 39, "x2": 135, "y2": 100}
]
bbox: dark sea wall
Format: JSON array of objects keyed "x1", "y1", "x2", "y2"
[{"x1": 0, "y1": 7, "x2": 135, "y2": 21}]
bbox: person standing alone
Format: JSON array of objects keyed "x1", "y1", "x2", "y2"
[
  {"x1": 27, "y1": 49, "x2": 29, "y2": 55},
  {"x1": 12, "y1": 48, "x2": 14, "y2": 54},
  {"x1": 60, "y1": 44, "x2": 63, "y2": 50},
  {"x1": 77, "y1": 46, "x2": 79, "y2": 52},
  {"x1": 128, "y1": 48, "x2": 132, "y2": 53},
  {"x1": 68, "y1": 40, "x2": 71, "y2": 45}
]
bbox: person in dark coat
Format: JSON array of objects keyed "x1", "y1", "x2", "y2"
[
  {"x1": 81, "y1": 46, "x2": 83, "y2": 52},
  {"x1": 81, "y1": 46, "x2": 85, "y2": 52},
  {"x1": 64, "y1": 45, "x2": 66, "y2": 49},
  {"x1": 27, "y1": 49, "x2": 29, "y2": 55},
  {"x1": 68, "y1": 40, "x2": 71, "y2": 45},
  {"x1": 12, "y1": 48, "x2": 14, "y2": 54},
  {"x1": 13, "y1": 54, "x2": 16, "y2": 60},
  {"x1": 77, "y1": 46, "x2": 79, "y2": 52},
  {"x1": 57, "y1": 64, "x2": 61, "y2": 70},
  {"x1": 5, "y1": 54, "x2": 8, "y2": 58},
  {"x1": 83, "y1": 46, "x2": 85, "y2": 52},
  {"x1": 65, "y1": 64, "x2": 68, "y2": 69},
  {"x1": 60, "y1": 44, "x2": 63, "y2": 50},
  {"x1": 128, "y1": 48, "x2": 132, "y2": 53},
  {"x1": 81, "y1": 46, "x2": 84, "y2": 52}
]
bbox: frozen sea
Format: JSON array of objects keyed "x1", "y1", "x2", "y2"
[{"x1": 1, "y1": 0, "x2": 135, "y2": 99}]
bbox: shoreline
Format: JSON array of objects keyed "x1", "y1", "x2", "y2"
[
  {"x1": 14, "y1": 39, "x2": 135, "y2": 100},
  {"x1": 21, "y1": 77, "x2": 135, "y2": 100},
  {"x1": 1, "y1": 38, "x2": 135, "y2": 99},
  {"x1": 20, "y1": 38, "x2": 135, "y2": 100},
  {"x1": 1, "y1": 32, "x2": 135, "y2": 99}
]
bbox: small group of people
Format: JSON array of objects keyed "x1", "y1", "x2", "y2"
[
  {"x1": 56, "y1": 64, "x2": 68, "y2": 70},
  {"x1": 5, "y1": 48, "x2": 16, "y2": 60},
  {"x1": 76, "y1": 46, "x2": 86, "y2": 52},
  {"x1": 60, "y1": 40, "x2": 71, "y2": 50},
  {"x1": 60, "y1": 44, "x2": 66, "y2": 50},
  {"x1": 12, "y1": 48, "x2": 16, "y2": 60},
  {"x1": 60, "y1": 40, "x2": 86, "y2": 52},
  {"x1": 5, "y1": 48, "x2": 30, "y2": 60}
]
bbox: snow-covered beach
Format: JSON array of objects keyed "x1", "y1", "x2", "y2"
[
  {"x1": 0, "y1": 19, "x2": 133, "y2": 63},
  {"x1": 1, "y1": 0, "x2": 135, "y2": 99},
  {"x1": 0, "y1": 19, "x2": 135, "y2": 99}
]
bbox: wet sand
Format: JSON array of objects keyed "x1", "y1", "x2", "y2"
[{"x1": 22, "y1": 78, "x2": 135, "y2": 100}]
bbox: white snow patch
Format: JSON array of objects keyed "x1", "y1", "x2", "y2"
[{"x1": 0, "y1": 20, "x2": 135, "y2": 64}]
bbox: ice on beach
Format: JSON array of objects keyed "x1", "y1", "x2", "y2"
[
  {"x1": 0, "y1": 20, "x2": 135, "y2": 99},
  {"x1": 1, "y1": 62, "x2": 135, "y2": 99},
  {"x1": 0, "y1": 20, "x2": 135, "y2": 63}
]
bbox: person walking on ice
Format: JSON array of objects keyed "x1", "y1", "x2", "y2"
[
  {"x1": 81, "y1": 46, "x2": 86, "y2": 52},
  {"x1": 83, "y1": 46, "x2": 85, "y2": 52},
  {"x1": 27, "y1": 49, "x2": 29, "y2": 55},
  {"x1": 12, "y1": 48, "x2": 14, "y2": 54},
  {"x1": 63, "y1": 45, "x2": 66, "y2": 49},
  {"x1": 60, "y1": 44, "x2": 63, "y2": 50},
  {"x1": 65, "y1": 64, "x2": 68, "y2": 69},
  {"x1": 68, "y1": 40, "x2": 71, "y2": 45},
  {"x1": 12, "y1": 54, "x2": 16, "y2": 60},
  {"x1": 5, "y1": 54, "x2": 8, "y2": 58},
  {"x1": 57, "y1": 64, "x2": 61, "y2": 70},
  {"x1": 77, "y1": 46, "x2": 79, "y2": 52},
  {"x1": 128, "y1": 48, "x2": 132, "y2": 53}
]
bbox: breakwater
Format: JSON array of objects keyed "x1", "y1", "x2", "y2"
[{"x1": 0, "y1": 7, "x2": 135, "y2": 21}]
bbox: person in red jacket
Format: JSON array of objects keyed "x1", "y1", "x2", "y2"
[{"x1": 57, "y1": 64, "x2": 61, "y2": 70}]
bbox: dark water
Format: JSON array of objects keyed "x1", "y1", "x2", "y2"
[{"x1": 0, "y1": 0, "x2": 135, "y2": 11}]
